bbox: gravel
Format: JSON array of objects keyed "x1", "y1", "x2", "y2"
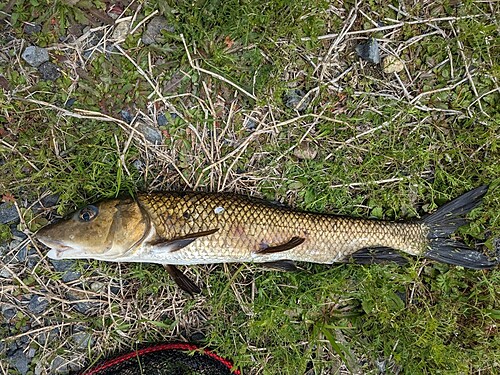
[
  {"x1": 38, "y1": 61, "x2": 61, "y2": 81},
  {"x1": 355, "y1": 38, "x2": 380, "y2": 64},
  {"x1": 21, "y1": 46, "x2": 49, "y2": 67},
  {"x1": 137, "y1": 122, "x2": 163, "y2": 144},
  {"x1": 142, "y1": 16, "x2": 174, "y2": 45},
  {"x1": 23, "y1": 23, "x2": 41, "y2": 34},
  {"x1": 71, "y1": 331, "x2": 94, "y2": 349},
  {"x1": 157, "y1": 112, "x2": 168, "y2": 126},
  {"x1": 50, "y1": 355, "x2": 80, "y2": 374},
  {"x1": 0, "y1": 202, "x2": 19, "y2": 224},
  {"x1": 283, "y1": 88, "x2": 310, "y2": 112},
  {"x1": 49, "y1": 259, "x2": 82, "y2": 283},
  {"x1": 28, "y1": 295, "x2": 49, "y2": 314},
  {"x1": 8, "y1": 348, "x2": 30, "y2": 375}
]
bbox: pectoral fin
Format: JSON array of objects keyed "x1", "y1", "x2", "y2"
[
  {"x1": 149, "y1": 228, "x2": 220, "y2": 253},
  {"x1": 256, "y1": 236, "x2": 305, "y2": 254},
  {"x1": 164, "y1": 265, "x2": 201, "y2": 295}
]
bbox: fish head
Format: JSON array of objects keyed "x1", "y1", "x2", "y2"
[{"x1": 37, "y1": 198, "x2": 150, "y2": 261}]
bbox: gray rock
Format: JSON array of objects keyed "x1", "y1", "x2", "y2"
[
  {"x1": 40, "y1": 194, "x2": 60, "y2": 208},
  {"x1": 38, "y1": 61, "x2": 61, "y2": 81},
  {"x1": 15, "y1": 246, "x2": 28, "y2": 262},
  {"x1": 157, "y1": 112, "x2": 168, "y2": 126},
  {"x1": 137, "y1": 122, "x2": 163, "y2": 144},
  {"x1": 21, "y1": 46, "x2": 49, "y2": 67},
  {"x1": 132, "y1": 159, "x2": 145, "y2": 172},
  {"x1": 0, "y1": 202, "x2": 19, "y2": 224},
  {"x1": 2, "y1": 308, "x2": 16, "y2": 320},
  {"x1": 0, "y1": 266, "x2": 12, "y2": 278},
  {"x1": 62, "y1": 270, "x2": 81, "y2": 283},
  {"x1": 120, "y1": 109, "x2": 133, "y2": 123},
  {"x1": 67, "y1": 293, "x2": 98, "y2": 315},
  {"x1": 37, "y1": 328, "x2": 60, "y2": 345},
  {"x1": 142, "y1": 16, "x2": 174, "y2": 45},
  {"x1": 28, "y1": 295, "x2": 49, "y2": 314},
  {"x1": 49, "y1": 259, "x2": 75, "y2": 272},
  {"x1": 283, "y1": 89, "x2": 310, "y2": 112},
  {"x1": 50, "y1": 355, "x2": 80, "y2": 374},
  {"x1": 23, "y1": 23, "x2": 42, "y2": 34},
  {"x1": 71, "y1": 331, "x2": 94, "y2": 349},
  {"x1": 90, "y1": 281, "x2": 105, "y2": 292},
  {"x1": 11, "y1": 228, "x2": 27, "y2": 240},
  {"x1": 243, "y1": 117, "x2": 257, "y2": 132},
  {"x1": 49, "y1": 259, "x2": 81, "y2": 282},
  {"x1": 355, "y1": 38, "x2": 380, "y2": 64},
  {"x1": 8, "y1": 348, "x2": 30, "y2": 375}
]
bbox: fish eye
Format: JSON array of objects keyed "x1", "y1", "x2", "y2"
[{"x1": 78, "y1": 205, "x2": 99, "y2": 222}]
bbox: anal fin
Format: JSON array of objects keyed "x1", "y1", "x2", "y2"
[
  {"x1": 261, "y1": 260, "x2": 297, "y2": 271},
  {"x1": 256, "y1": 236, "x2": 305, "y2": 254},
  {"x1": 349, "y1": 247, "x2": 409, "y2": 265},
  {"x1": 164, "y1": 265, "x2": 201, "y2": 295}
]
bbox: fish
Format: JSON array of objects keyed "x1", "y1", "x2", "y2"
[{"x1": 36, "y1": 186, "x2": 497, "y2": 294}]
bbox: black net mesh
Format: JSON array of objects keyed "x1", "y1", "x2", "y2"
[{"x1": 80, "y1": 345, "x2": 237, "y2": 375}]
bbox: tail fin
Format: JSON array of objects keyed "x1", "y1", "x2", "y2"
[{"x1": 423, "y1": 185, "x2": 498, "y2": 269}]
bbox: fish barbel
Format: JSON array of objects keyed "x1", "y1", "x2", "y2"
[{"x1": 37, "y1": 186, "x2": 497, "y2": 293}]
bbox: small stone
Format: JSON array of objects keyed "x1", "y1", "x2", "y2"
[
  {"x1": 65, "y1": 98, "x2": 76, "y2": 108},
  {"x1": 157, "y1": 112, "x2": 168, "y2": 126},
  {"x1": 137, "y1": 122, "x2": 163, "y2": 144},
  {"x1": 293, "y1": 141, "x2": 318, "y2": 160},
  {"x1": 21, "y1": 46, "x2": 49, "y2": 67},
  {"x1": 132, "y1": 159, "x2": 145, "y2": 172},
  {"x1": 90, "y1": 281, "x2": 105, "y2": 292},
  {"x1": 243, "y1": 117, "x2": 257, "y2": 132},
  {"x1": 49, "y1": 259, "x2": 81, "y2": 282},
  {"x1": 38, "y1": 62, "x2": 61, "y2": 81},
  {"x1": 2, "y1": 308, "x2": 16, "y2": 320},
  {"x1": 49, "y1": 259, "x2": 76, "y2": 273},
  {"x1": 8, "y1": 348, "x2": 30, "y2": 375},
  {"x1": 11, "y1": 228, "x2": 28, "y2": 240},
  {"x1": 0, "y1": 267, "x2": 12, "y2": 278},
  {"x1": 283, "y1": 89, "x2": 310, "y2": 112},
  {"x1": 0, "y1": 202, "x2": 19, "y2": 224},
  {"x1": 40, "y1": 194, "x2": 60, "y2": 208},
  {"x1": 27, "y1": 348, "x2": 36, "y2": 358},
  {"x1": 112, "y1": 20, "x2": 131, "y2": 41},
  {"x1": 15, "y1": 246, "x2": 28, "y2": 262},
  {"x1": 120, "y1": 109, "x2": 133, "y2": 124},
  {"x1": 51, "y1": 355, "x2": 79, "y2": 374},
  {"x1": 142, "y1": 16, "x2": 174, "y2": 45},
  {"x1": 62, "y1": 270, "x2": 81, "y2": 283},
  {"x1": 355, "y1": 38, "x2": 380, "y2": 64},
  {"x1": 28, "y1": 295, "x2": 49, "y2": 314},
  {"x1": 67, "y1": 293, "x2": 98, "y2": 315},
  {"x1": 71, "y1": 331, "x2": 94, "y2": 349},
  {"x1": 382, "y1": 55, "x2": 404, "y2": 73},
  {"x1": 23, "y1": 23, "x2": 42, "y2": 34}
]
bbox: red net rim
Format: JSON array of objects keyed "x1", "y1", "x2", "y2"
[{"x1": 81, "y1": 342, "x2": 241, "y2": 375}]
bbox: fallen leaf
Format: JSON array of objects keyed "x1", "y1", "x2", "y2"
[
  {"x1": 2, "y1": 193, "x2": 15, "y2": 203},
  {"x1": 224, "y1": 35, "x2": 234, "y2": 49}
]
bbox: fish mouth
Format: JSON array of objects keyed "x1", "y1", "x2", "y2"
[{"x1": 37, "y1": 237, "x2": 83, "y2": 260}]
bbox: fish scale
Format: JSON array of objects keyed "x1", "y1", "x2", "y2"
[{"x1": 137, "y1": 192, "x2": 428, "y2": 264}]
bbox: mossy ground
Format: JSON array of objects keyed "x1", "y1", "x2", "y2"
[{"x1": 0, "y1": 0, "x2": 499, "y2": 374}]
